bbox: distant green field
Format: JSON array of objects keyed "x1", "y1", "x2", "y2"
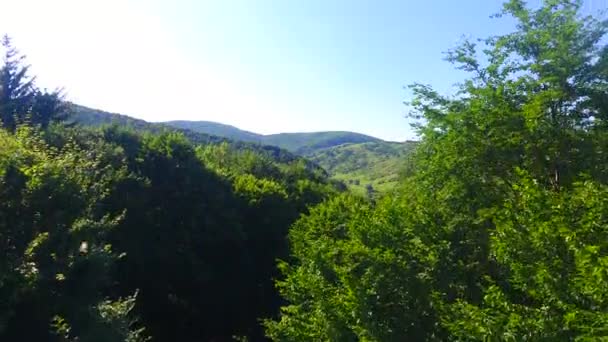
[{"x1": 307, "y1": 141, "x2": 417, "y2": 195}]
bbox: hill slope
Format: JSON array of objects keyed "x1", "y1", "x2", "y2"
[
  {"x1": 165, "y1": 120, "x2": 263, "y2": 143},
  {"x1": 263, "y1": 131, "x2": 381, "y2": 155},
  {"x1": 70, "y1": 104, "x2": 156, "y2": 130},
  {"x1": 163, "y1": 120, "x2": 381, "y2": 154},
  {"x1": 67, "y1": 104, "x2": 318, "y2": 167},
  {"x1": 161, "y1": 120, "x2": 415, "y2": 193},
  {"x1": 308, "y1": 141, "x2": 416, "y2": 194},
  {"x1": 69, "y1": 105, "x2": 416, "y2": 193}
]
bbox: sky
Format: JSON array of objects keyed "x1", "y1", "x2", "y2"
[{"x1": 0, "y1": 0, "x2": 605, "y2": 141}]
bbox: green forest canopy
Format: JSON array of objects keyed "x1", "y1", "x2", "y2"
[
  {"x1": 0, "y1": 35, "x2": 341, "y2": 340},
  {"x1": 266, "y1": 0, "x2": 608, "y2": 340},
  {"x1": 1, "y1": 0, "x2": 608, "y2": 341}
]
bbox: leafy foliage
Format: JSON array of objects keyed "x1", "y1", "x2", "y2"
[
  {"x1": 93, "y1": 126, "x2": 340, "y2": 341},
  {"x1": 0, "y1": 120, "x2": 340, "y2": 341},
  {"x1": 2, "y1": 1, "x2": 608, "y2": 341},
  {"x1": 0, "y1": 41, "x2": 342, "y2": 340},
  {"x1": 0, "y1": 127, "x2": 146, "y2": 341},
  {"x1": 265, "y1": 194, "x2": 442, "y2": 341},
  {"x1": 267, "y1": 1, "x2": 608, "y2": 340}
]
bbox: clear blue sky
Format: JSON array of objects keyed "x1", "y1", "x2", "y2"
[{"x1": 0, "y1": 0, "x2": 604, "y2": 140}]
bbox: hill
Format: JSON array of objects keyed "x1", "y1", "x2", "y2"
[
  {"x1": 165, "y1": 120, "x2": 263, "y2": 143},
  {"x1": 163, "y1": 120, "x2": 381, "y2": 154},
  {"x1": 307, "y1": 141, "x2": 416, "y2": 195},
  {"x1": 69, "y1": 105, "x2": 415, "y2": 193},
  {"x1": 69, "y1": 104, "x2": 154, "y2": 129},
  {"x1": 161, "y1": 120, "x2": 414, "y2": 193},
  {"x1": 67, "y1": 104, "x2": 320, "y2": 167},
  {"x1": 262, "y1": 131, "x2": 381, "y2": 155},
  {"x1": 72, "y1": 107, "x2": 383, "y2": 156}
]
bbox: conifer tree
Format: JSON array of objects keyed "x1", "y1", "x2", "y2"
[
  {"x1": 0, "y1": 35, "x2": 67, "y2": 131},
  {"x1": 0, "y1": 35, "x2": 35, "y2": 131}
]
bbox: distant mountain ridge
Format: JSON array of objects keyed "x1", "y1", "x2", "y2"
[
  {"x1": 69, "y1": 104, "x2": 416, "y2": 193},
  {"x1": 164, "y1": 120, "x2": 383, "y2": 155},
  {"x1": 166, "y1": 120, "x2": 262, "y2": 143},
  {"x1": 67, "y1": 104, "x2": 318, "y2": 167},
  {"x1": 69, "y1": 105, "x2": 387, "y2": 154}
]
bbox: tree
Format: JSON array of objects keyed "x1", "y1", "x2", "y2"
[
  {"x1": 0, "y1": 35, "x2": 35, "y2": 130},
  {"x1": 32, "y1": 88, "x2": 69, "y2": 128},
  {"x1": 442, "y1": 174, "x2": 608, "y2": 340},
  {"x1": 267, "y1": 0, "x2": 608, "y2": 340},
  {"x1": 264, "y1": 195, "x2": 443, "y2": 341},
  {"x1": 0, "y1": 35, "x2": 68, "y2": 131},
  {"x1": 413, "y1": 0, "x2": 608, "y2": 338},
  {"x1": 92, "y1": 127, "x2": 339, "y2": 341},
  {"x1": 0, "y1": 127, "x2": 146, "y2": 341}
]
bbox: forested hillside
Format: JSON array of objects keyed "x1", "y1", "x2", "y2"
[
  {"x1": 1, "y1": 0, "x2": 608, "y2": 341},
  {"x1": 308, "y1": 141, "x2": 417, "y2": 194},
  {"x1": 165, "y1": 120, "x2": 262, "y2": 142},
  {"x1": 165, "y1": 119, "x2": 383, "y2": 154},
  {"x1": 69, "y1": 104, "x2": 322, "y2": 168},
  {"x1": 75, "y1": 106, "x2": 412, "y2": 193},
  {"x1": 75, "y1": 106, "x2": 382, "y2": 155},
  {"x1": 0, "y1": 36, "x2": 340, "y2": 341},
  {"x1": 73, "y1": 105, "x2": 411, "y2": 193},
  {"x1": 261, "y1": 131, "x2": 381, "y2": 155}
]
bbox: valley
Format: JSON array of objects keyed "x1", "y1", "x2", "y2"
[
  {"x1": 2, "y1": 1, "x2": 606, "y2": 340},
  {"x1": 71, "y1": 104, "x2": 415, "y2": 194}
]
